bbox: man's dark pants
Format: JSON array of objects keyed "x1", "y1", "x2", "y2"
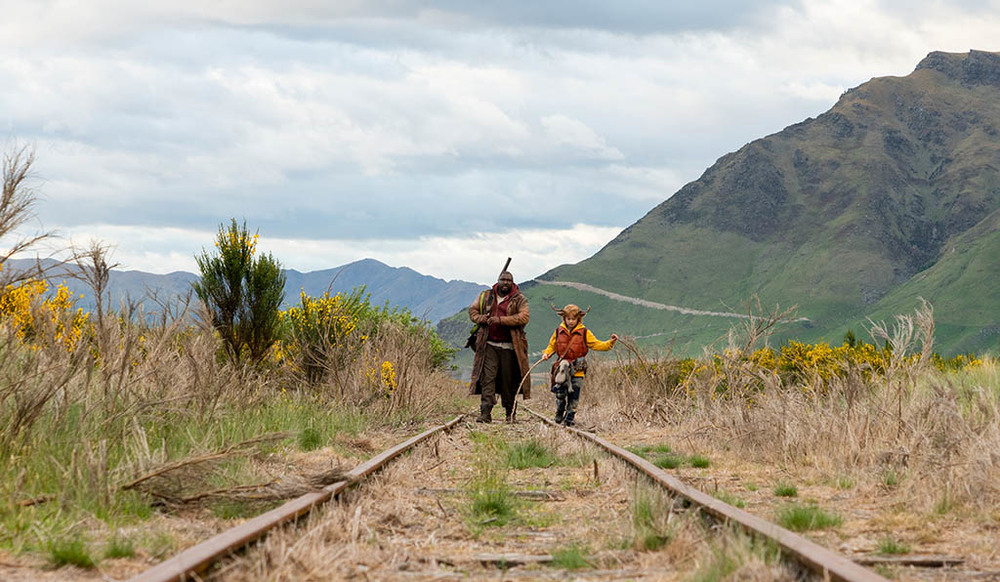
[{"x1": 479, "y1": 343, "x2": 519, "y2": 421}]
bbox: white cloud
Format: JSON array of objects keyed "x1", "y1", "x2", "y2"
[
  {"x1": 540, "y1": 114, "x2": 624, "y2": 160},
  {"x1": 2, "y1": 1, "x2": 999, "y2": 282}
]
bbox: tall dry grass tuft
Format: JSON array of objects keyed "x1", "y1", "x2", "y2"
[
  {"x1": 0, "y1": 259, "x2": 460, "y2": 561},
  {"x1": 590, "y1": 302, "x2": 999, "y2": 511}
]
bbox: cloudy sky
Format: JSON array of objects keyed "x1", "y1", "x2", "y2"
[{"x1": 2, "y1": 0, "x2": 998, "y2": 284}]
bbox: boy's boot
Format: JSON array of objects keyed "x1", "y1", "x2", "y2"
[
  {"x1": 554, "y1": 389, "x2": 567, "y2": 424},
  {"x1": 563, "y1": 401, "x2": 576, "y2": 426}
]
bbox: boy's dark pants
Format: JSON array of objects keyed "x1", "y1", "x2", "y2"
[
  {"x1": 553, "y1": 376, "x2": 584, "y2": 425},
  {"x1": 479, "y1": 343, "x2": 519, "y2": 421}
]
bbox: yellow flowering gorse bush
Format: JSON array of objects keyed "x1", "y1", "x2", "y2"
[
  {"x1": 279, "y1": 290, "x2": 366, "y2": 384},
  {"x1": 637, "y1": 340, "x2": 983, "y2": 400},
  {"x1": 0, "y1": 279, "x2": 89, "y2": 351}
]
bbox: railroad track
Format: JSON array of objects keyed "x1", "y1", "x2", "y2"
[{"x1": 128, "y1": 410, "x2": 890, "y2": 582}]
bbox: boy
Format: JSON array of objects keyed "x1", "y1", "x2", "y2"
[{"x1": 541, "y1": 304, "x2": 618, "y2": 426}]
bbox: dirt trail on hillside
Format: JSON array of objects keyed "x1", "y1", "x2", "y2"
[{"x1": 535, "y1": 280, "x2": 809, "y2": 322}]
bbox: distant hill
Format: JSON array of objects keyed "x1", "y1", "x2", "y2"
[
  {"x1": 440, "y1": 50, "x2": 1000, "y2": 357},
  {"x1": 5, "y1": 258, "x2": 485, "y2": 324}
]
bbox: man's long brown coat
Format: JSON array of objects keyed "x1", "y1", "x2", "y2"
[{"x1": 468, "y1": 288, "x2": 531, "y2": 399}]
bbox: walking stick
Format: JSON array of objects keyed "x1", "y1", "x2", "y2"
[{"x1": 511, "y1": 356, "x2": 546, "y2": 421}]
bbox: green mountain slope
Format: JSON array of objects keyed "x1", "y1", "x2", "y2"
[
  {"x1": 523, "y1": 50, "x2": 1000, "y2": 357},
  {"x1": 840, "y1": 207, "x2": 1000, "y2": 355}
]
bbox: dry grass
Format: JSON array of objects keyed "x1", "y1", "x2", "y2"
[
  {"x1": 584, "y1": 306, "x2": 1000, "y2": 513},
  {"x1": 566, "y1": 306, "x2": 1000, "y2": 579},
  {"x1": 0, "y1": 280, "x2": 461, "y2": 575}
]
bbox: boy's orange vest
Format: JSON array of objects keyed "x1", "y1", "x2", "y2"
[{"x1": 554, "y1": 325, "x2": 588, "y2": 361}]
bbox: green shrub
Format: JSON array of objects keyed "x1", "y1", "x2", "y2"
[{"x1": 194, "y1": 219, "x2": 286, "y2": 364}]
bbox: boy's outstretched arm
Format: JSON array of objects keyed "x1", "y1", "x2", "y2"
[{"x1": 585, "y1": 329, "x2": 618, "y2": 351}]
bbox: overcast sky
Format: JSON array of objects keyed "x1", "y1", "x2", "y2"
[{"x1": 2, "y1": 0, "x2": 998, "y2": 284}]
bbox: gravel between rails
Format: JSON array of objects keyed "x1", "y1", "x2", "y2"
[{"x1": 211, "y1": 417, "x2": 798, "y2": 581}]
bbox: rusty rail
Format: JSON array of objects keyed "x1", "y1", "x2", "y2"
[
  {"x1": 129, "y1": 415, "x2": 463, "y2": 582},
  {"x1": 524, "y1": 407, "x2": 889, "y2": 582}
]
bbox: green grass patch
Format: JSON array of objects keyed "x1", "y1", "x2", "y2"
[
  {"x1": 836, "y1": 475, "x2": 854, "y2": 490},
  {"x1": 773, "y1": 483, "x2": 798, "y2": 497},
  {"x1": 298, "y1": 427, "x2": 324, "y2": 451},
  {"x1": 632, "y1": 489, "x2": 672, "y2": 551},
  {"x1": 877, "y1": 537, "x2": 911, "y2": 555},
  {"x1": 103, "y1": 534, "x2": 135, "y2": 559},
  {"x1": 629, "y1": 443, "x2": 690, "y2": 469},
  {"x1": 47, "y1": 535, "x2": 95, "y2": 569},
  {"x1": 628, "y1": 443, "x2": 673, "y2": 456},
  {"x1": 714, "y1": 489, "x2": 747, "y2": 508},
  {"x1": 551, "y1": 543, "x2": 592, "y2": 570},
  {"x1": 688, "y1": 454, "x2": 711, "y2": 468},
  {"x1": 653, "y1": 455, "x2": 683, "y2": 469},
  {"x1": 505, "y1": 438, "x2": 559, "y2": 469},
  {"x1": 882, "y1": 469, "x2": 900, "y2": 487},
  {"x1": 211, "y1": 499, "x2": 264, "y2": 520},
  {"x1": 470, "y1": 490, "x2": 515, "y2": 525},
  {"x1": 775, "y1": 504, "x2": 843, "y2": 532},
  {"x1": 466, "y1": 454, "x2": 517, "y2": 529},
  {"x1": 468, "y1": 430, "x2": 492, "y2": 446}
]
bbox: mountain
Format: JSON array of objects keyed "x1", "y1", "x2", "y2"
[
  {"x1": 5, "y1": 258, "x2": 485, "y2": 324},
  {"x1": 512, "y1": 50, "x2": 1000, "y2": 357}
]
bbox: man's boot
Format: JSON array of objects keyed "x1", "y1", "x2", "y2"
[{"x1": 476, "y1": 400, "x2": 492, "y2": 423}]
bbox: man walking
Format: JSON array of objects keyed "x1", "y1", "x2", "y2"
[{"x1": 468, "y1": 270, "x2": 531, "y2": 423}]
